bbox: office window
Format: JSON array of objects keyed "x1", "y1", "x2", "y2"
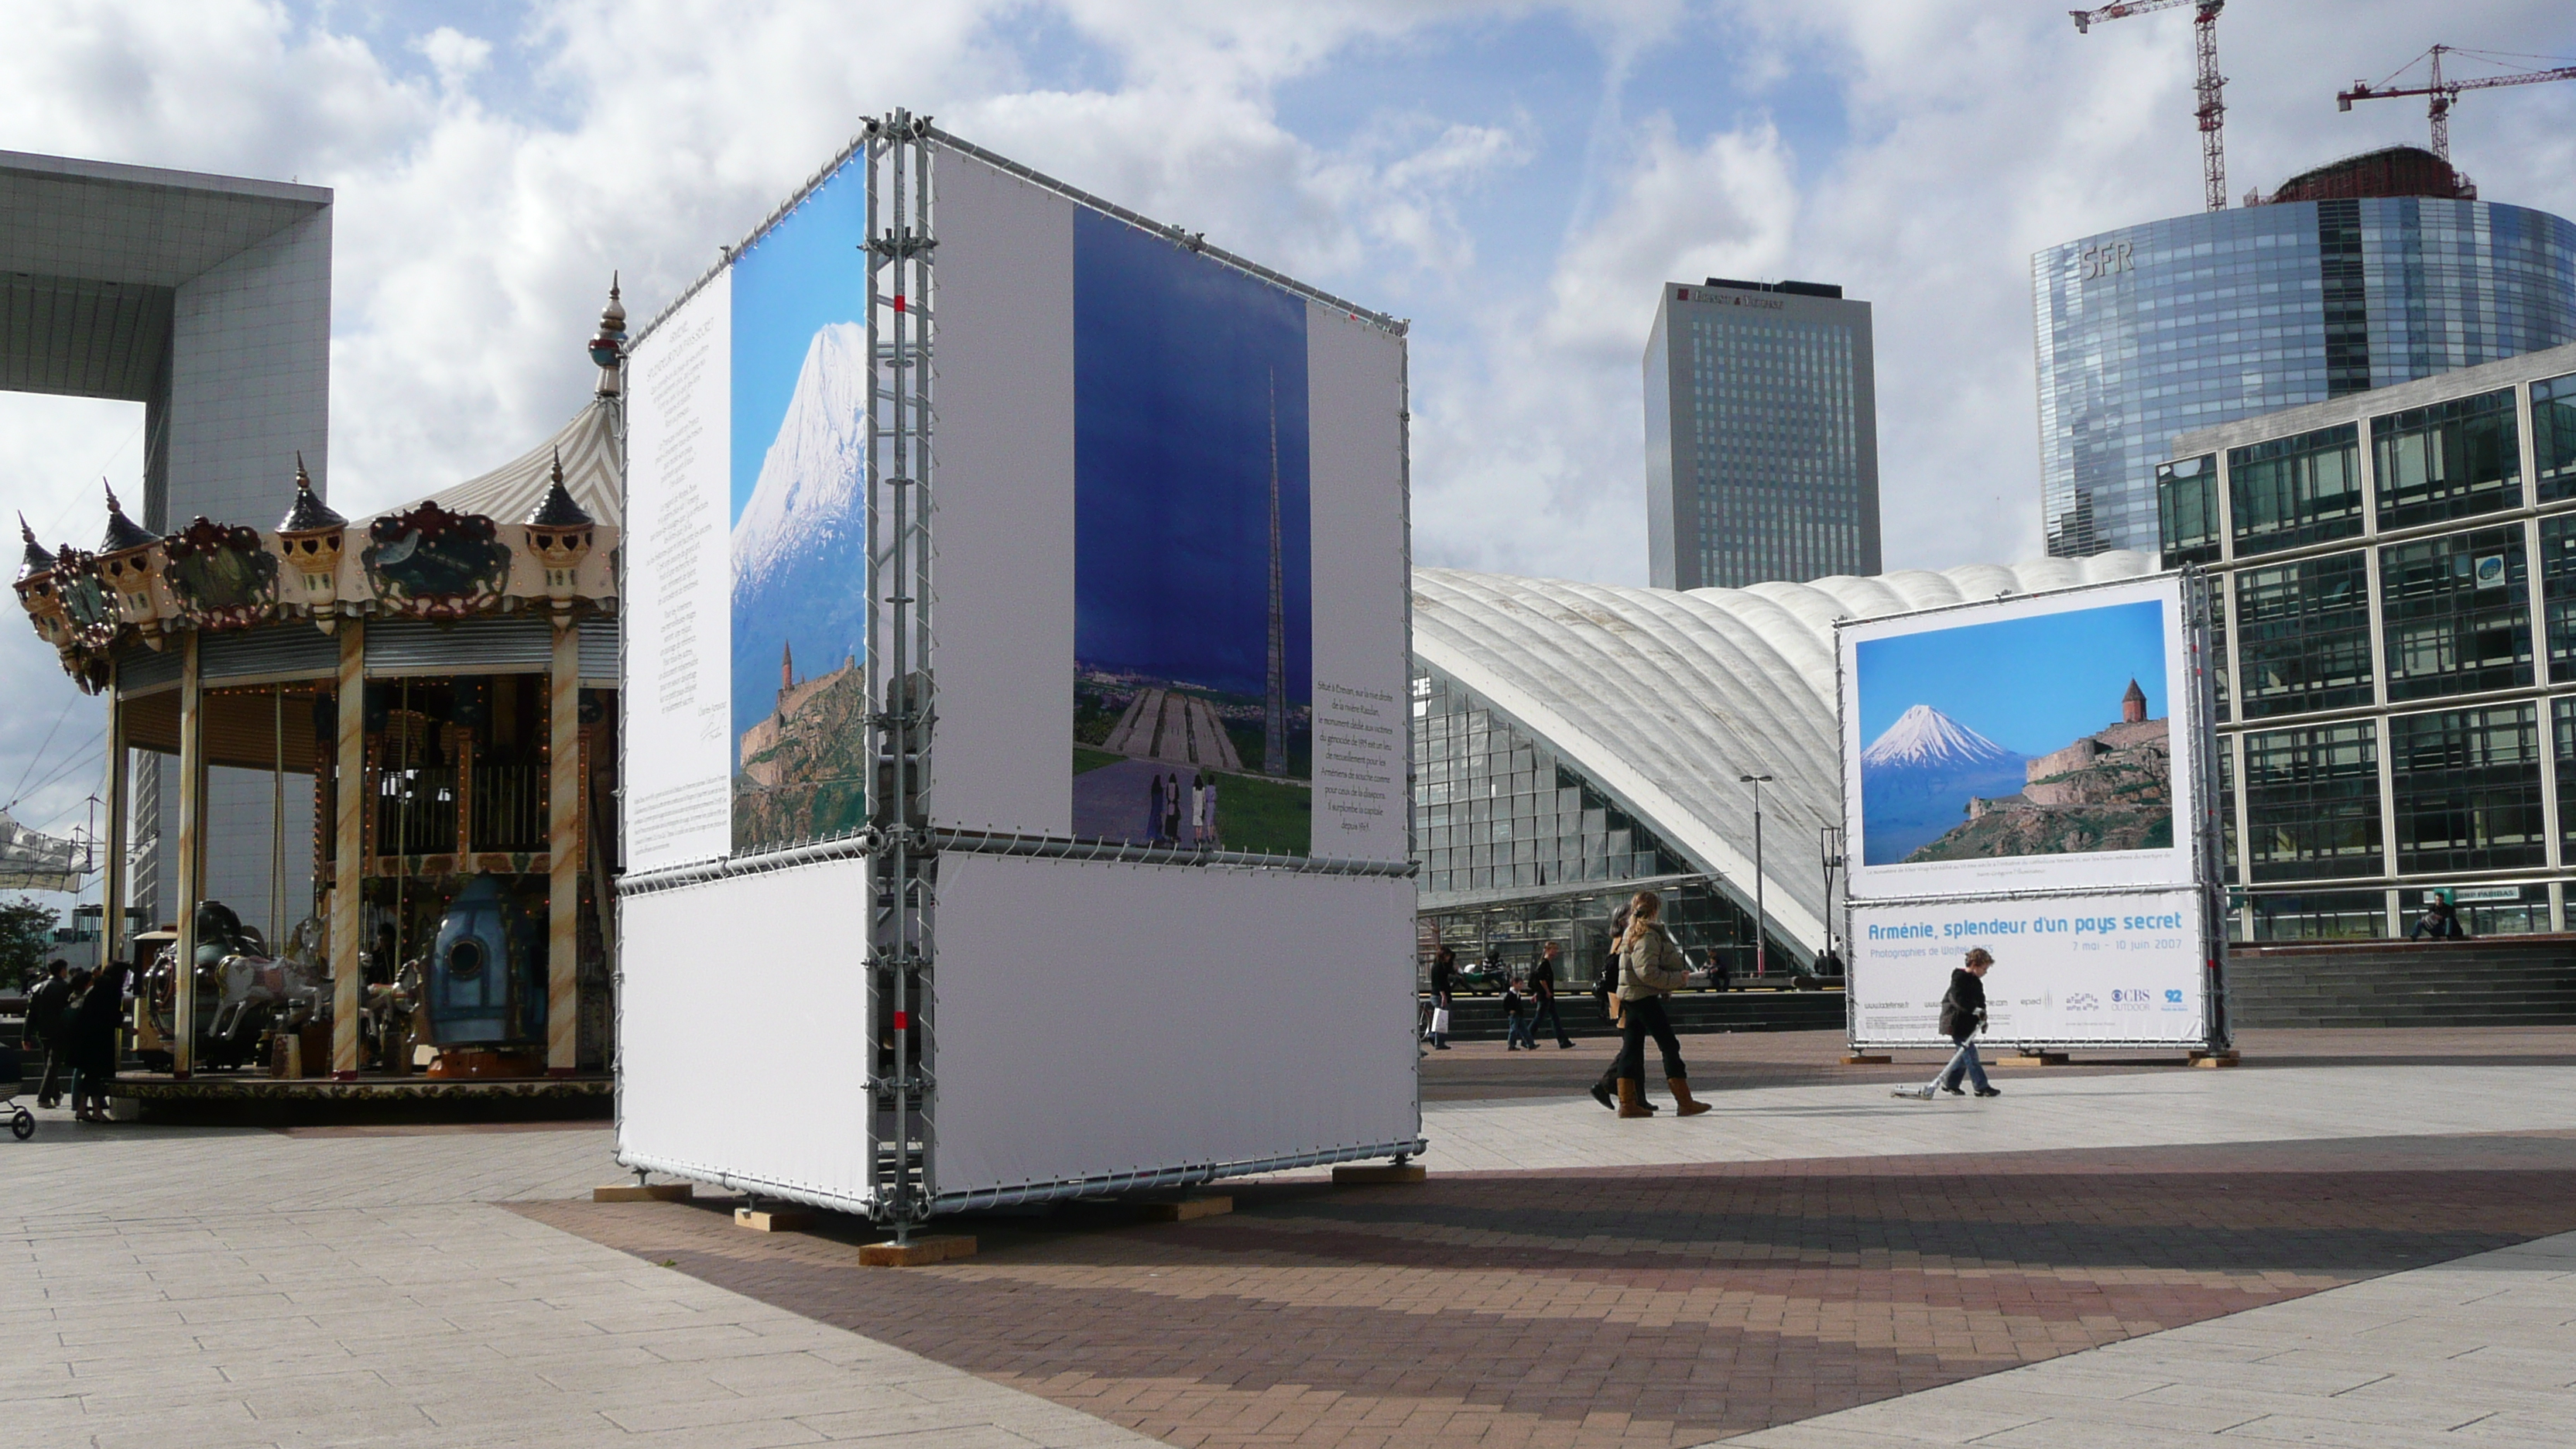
[
  {"x1": 2242, "y1": 721, "x2": 2382, "y2": 882},
  {"x1": 2157, "y1": 454, "x2": 2220, "y2": 567},
  {"x1": 2389, "y1": 704, "x2": 2546, "y2": 873},
  {"x1": 2534, "y1": 372, "x2": 2576, "y2": 503},
  {"x1": 2410, "y1": 883, "x2": 2550, "y2": 937},
  {"x1": 2372, "y1": 388, "x2": 2521, "y2": 531},
  {"x1": 2233, "y1": 551, "x2": 2372, "y2": 718},
  {"x1": 2557, "y1": 698, "x2": 2576, "y2": 856},
  {"x1": 2380, "y1": 525, "x2": 2531, "y2": 701},
  {"x1": 2230, "y1": 424, "x2": 2362, "y2": 557},
  {"x1": 2247, "y1": 890, "x2": 2387, "y2": 941}
]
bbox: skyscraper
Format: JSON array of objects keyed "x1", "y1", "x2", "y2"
[
  {"x1": 1644, "y1": 277, "x2": 1881, "y2": 590},
  {"x1": 2036, "y1": 146, "x2": 2576, "y2": 559}
]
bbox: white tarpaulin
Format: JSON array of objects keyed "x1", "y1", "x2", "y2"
[
  {"x1": 1848, "y1": 889, "x2": 2212, "y2": 1048},
  {"x1": 0, "y1": 810, "x2": 80, "y2": 894}
]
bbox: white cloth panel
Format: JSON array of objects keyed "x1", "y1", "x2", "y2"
[
  {"x1": 931, "y1": 851, "x2": 1420, "y2": 1197},
  {"x1": 1848, "y1": 889, "x2": 2212, "y2": 1049},
  {"x1": 621, "y1": 273, "x2": 734, "y2": 872},
  {"x1": 618, "y1": 856, "x2": 872, "y2": 1205},
  {"x1": 1304, "y1": 307, "x2": 1411, "y2": 864},
  {"x1": 923, "y1": 149, "x2": 1077, "y2": 838}
]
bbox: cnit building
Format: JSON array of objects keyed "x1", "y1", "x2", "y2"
[{"x1": 2040, "y1": 146, "x2": 2576, "y2": 560}]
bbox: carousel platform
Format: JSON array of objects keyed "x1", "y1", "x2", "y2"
[{"x1": 106, "y1": 1071, "x2": 613, "y2": 1125}]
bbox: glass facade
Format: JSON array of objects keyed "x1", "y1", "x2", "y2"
[
  {"x1": 2228, "y1": 425, "x2": 2363, "y2": 557},
  {"x1": 2387, "y1": 704, "x2": 2547, "y2": 874},
  {"x1": 1410, "y1": 669, "x2": 1775, "y2": 986},
  {"x1": 2233, "y1": 551, "x2": 2372, "y2": 718},
  {"x1": 2379, "y1": 524, "x2": 2530, "y2": 702},
  {"x1": 2541, "y1": 512, "x2": 2576, "y2": 680},
  {"x1": 2242, "y1": 721, "x2": 2382, "y2": 882},
  {"x1": 2371, "y1": 388, "x2": 2521, "y2": 531},
  {"x1": 2536, "y1": 372, "x2": 2576, "y2": 502},
  {"x1": 2040, "y1": 198, "x2": 2576, "y2": 558},
  {"x1": 1646, "y1": 283, "x2": 1879, "y2": 588}
]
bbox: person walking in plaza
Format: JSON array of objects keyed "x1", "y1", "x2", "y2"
[
  {"x1": 1589, "y1": 903, "x2": 1636, "y2": 1110},
  {"x1": 1426, "y1": 944, "x2": 1456, "y2": 1050},
  {"x1": 1894, "y1": 947, "x2": 2000, "y2": 1101},
  {"x1": 1530, "y1": 940, "x2": 1575, "y2": 1050},
  {"x1": 27, "y1": 959, "x2": 72, "y2": 1108},
  {"x1": 1502, "y1": 975, "x2": 1535, "y2": 1050},
  {"x1": 1611, "y1": 890, "x2": 1709, "y2": 1118},
  {"x1": 69, "y1": 961, "x2": 129, "y2": 1124}
]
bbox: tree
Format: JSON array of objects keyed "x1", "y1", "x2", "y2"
[{"x1": 0, "y1": 897, "x2": 60, "y2": 993}]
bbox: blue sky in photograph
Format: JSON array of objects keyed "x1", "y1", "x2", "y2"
[
  {"x1": 1856, "y1": 601, "x2": 2167, "y2": 756},
  {"x1": 1074, "y1": 209, "x2": 1310, "y2": 703},
  {"x1": 728, "y1": 158, "x2": 867, "y2": 526}
]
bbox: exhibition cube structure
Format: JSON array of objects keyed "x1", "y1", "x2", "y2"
[
  {"x1": 617, "y1": 115, "x2": 1421, "y2": 1225},
  {"x1": 1836, "y1": 573, "x2": 2232, "y2": 1052}
]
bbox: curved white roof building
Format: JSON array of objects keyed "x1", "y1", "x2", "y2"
[{"x1": 1409, "y1": 553, "x2": 2160, "y2": 967}]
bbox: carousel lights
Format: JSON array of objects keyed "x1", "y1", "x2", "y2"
[{"x1": 276, "y1": 453, "x2": 349, "y2": 632}]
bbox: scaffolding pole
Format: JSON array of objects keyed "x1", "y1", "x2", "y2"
[{"x1": 865, "y1": 111, "x2": 938, "y2": 1243}]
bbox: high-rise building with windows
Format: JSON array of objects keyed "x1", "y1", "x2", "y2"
[
  {"x1": 2037, "y1": 146, "x2": 2576, "y2": 560},
  {"x1": 2159, "y1": 337, "x2": 2576, "y2": 940},
  {"x1": 1644, "y1": 278, "x2": 1879, "y2": 589}
]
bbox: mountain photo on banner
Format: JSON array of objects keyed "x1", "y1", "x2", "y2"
[
  {"x1": 1855, "y1": 600, "x2": 2172, "y2": 866},
  {"x1": 728, "y1": 161, "x2": 869, "y2": 855},
  {"x1": 1069, "y1": 211, "x2": 1314, "y2": 857}
]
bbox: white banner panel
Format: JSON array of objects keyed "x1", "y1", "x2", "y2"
[
  {"x1": 622, "y1": 273, "x2": 733, "y2": 872},
  {"x1": 932, "y1": 851, "x2": 1420, "y2": 1198},
  {"x1": 618, "y1": 857, "x2": 872, "y2": 1207},
  {"x1": 1840, "y1": 574, "x2": 2196, "y2": 899},
  {"x1": 1305, "y1": 303, "x2": 1411, "y2": 865},
  {"x1": 1848, "y1": 889, "x2": 2211, "y2": 1048},
  {"x1": 929, "y1": 149, "x2": 1079, "y2": 838}
]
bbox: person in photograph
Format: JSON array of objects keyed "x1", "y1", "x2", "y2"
[
  {"x1": 1426, "y1": 944, "x2": 1456, "y2": 1050},
  {"x1": 1201, "y1": 777, "x2": 1220, "y2": 848},
  {"x1": 1611, "y1": 892, "x2": 1708, "y2": 1118},
  {"x1": 1163, "y1": 772, "x2": 1184, "y2": 841},
  {"x1": 1529, "y1": 941, "x2": 1574, "y2": 1050},
  {"x1": 1147, "y1": 772, "x2": 1166, "y2": 842},
  {"x1": 27, "y1": 960, "x2": 72, "y2": 1108},
  {"x1": 1189, "y1": 773, "x2": 1206, "y2": 847},
  {"x1": 1893, "y1": 947, "x2": 1999, "y2": 1101}
]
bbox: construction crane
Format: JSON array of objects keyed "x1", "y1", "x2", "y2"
[
  {"x1": 2338, "y1": 46, "x2": 2576, "y2": 163},
  {"x1": 2072, "y1": 0, "x2": 2229, "y2": 212}
]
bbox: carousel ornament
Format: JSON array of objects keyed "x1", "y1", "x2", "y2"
[
  {"x1": 362, "y1": 498, "x2": 509, "y2": 619},
  {"x1": 275, "y1": 453, "x2": 349, "y2": 632},
  {"x1": 96, "y1": 482, "x2": 172, "y2": 643},
  {"x1": 588, "y1": 272, "x2": 627, "y2": 398},
  {"x1": 12, "y1": 514, "x2": 72, "y2": 654},
  {"x1": 524, "y1": 449, "x2": 596, "y2": 611},
  {"x1": 163, "y1": 514, "x2": 281, "y2": 632}
]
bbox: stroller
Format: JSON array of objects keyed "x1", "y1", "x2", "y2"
[{"x1": 0, "y1": 1042, "x2": 32, "y2": 1139}]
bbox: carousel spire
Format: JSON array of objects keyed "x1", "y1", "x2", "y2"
[
  {"x1": 277, "y1": 451, "x2": 347, "y2": 533},
  {"x1": 589, "y1": 271, "x2": 628, "y2": 396},
  {"x1": 99, "y1": 480, "x2": 156, "y2": 554},
  {"x1": 526, "y1": 447, "x2": 594, "y2": 529},
  {"x1": 15, "y1": 513, "x2": 55, "y2": 583}
]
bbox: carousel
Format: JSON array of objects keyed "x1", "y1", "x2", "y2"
[{"x1": 9, "y1": 289, "x2": 629, "y2": 1112}]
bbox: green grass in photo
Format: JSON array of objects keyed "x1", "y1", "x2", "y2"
[
  {"x1": 1211, "y1": 771, "x2": 1310, "y2": 855},
  {"x1": 1074, "y1": 745, "x2": 1124, "y2": 776}
]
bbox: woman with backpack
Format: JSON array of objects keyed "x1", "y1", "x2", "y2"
[{"x1": 1609, "y1": 890, "x2": 1710, "y2": 1119}]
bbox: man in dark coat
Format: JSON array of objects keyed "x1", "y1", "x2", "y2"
[
  {"x1": 1529, "y1": 941, "x2": 1575, "y2": 1050},
  {"x1": 27, "y1": 960, "x2": 71, "y2": 1108},
  {"x1": 1426, "y1": 946, "x2": 1457, "y2": 1050},
  {"x1": 1894, "y1": 947, "x2": 1999, "y2": 1101},
  {"x1": 69, "y1": 963, "x2": 128, "y2": 1123}
]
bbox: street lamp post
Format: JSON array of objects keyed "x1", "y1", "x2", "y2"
[{"x1": 1738, "y1": 773, "x2": 1773, "y2": 977}]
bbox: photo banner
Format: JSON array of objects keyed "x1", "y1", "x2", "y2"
[
  {"x1": 1848, "y1": 889, "x2": 2211, "y2": 1048},
  {"x1": 1838, "y1": 574, "x2": 2197, "y2": 900}
]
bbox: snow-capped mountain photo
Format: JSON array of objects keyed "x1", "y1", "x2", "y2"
[
  {"x1": 1858, "y1": 704, "x2": 2026, "y2": 864},
  {"x1": 731, "y1": 320, "x2": 868, "y2": 762}
]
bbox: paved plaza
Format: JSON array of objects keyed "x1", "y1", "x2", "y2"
[{"x1": 4, "y1": 1033, "x2": 2574, "y2": 1447}]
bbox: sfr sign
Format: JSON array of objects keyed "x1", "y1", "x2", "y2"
[{"x1": 2080, "y1": 241, "x2": 2134, "y2": 279}]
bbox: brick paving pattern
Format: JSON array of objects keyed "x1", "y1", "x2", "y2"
[{"x1": 517, "y1": 1129, "x2": 2576, "y2": 1447}]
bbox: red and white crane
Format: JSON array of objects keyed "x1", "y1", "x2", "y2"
[
  {"x1": 2338, "y1": 46, "x2": 2576, "y2": 163},
  {"x1": 2072, "y1": 0, "x2": 2231, "y2": 212}
]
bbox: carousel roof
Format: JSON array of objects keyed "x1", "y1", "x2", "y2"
[{"x1": 412, "y1": 395, "x2": 622, "y2": 529}]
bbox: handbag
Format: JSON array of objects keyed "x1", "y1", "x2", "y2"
[{"x1": 1429, "y1": 1007, "x2": 1451, "y2": 1036}]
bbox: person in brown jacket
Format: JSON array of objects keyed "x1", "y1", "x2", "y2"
[{"x1": 1612, "y1": 890, "x2": 1710, "y2": 1118}]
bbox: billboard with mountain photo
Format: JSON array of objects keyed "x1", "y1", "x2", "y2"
[{"x1": 1838, "y1": 575, "x2": 2198, "y2": 899}]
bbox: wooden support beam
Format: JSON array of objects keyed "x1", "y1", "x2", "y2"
[
  {"x1": 545, "y1": 620, "x2": 580, "y2": 1075},
  {"x1": 173, "y1": 632, "x2": 202, "y2": 1077},
  {"x1": 331, "y1": 623, "x2": 365, "y2": 1078},
  {"x1": 101, "y1": 680, "x2": 125, "y2": 975},
  {"x1": 858, "y1": 1235, "x2": 976, "y2": 1267}
]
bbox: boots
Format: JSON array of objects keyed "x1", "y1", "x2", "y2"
[
  {"x1": 1616, "y1": 1079, "x2": 1655, "y2": 1118},
  {"x1": 1667, "y1": 1077, "x2": 1711, "y2": 1117}
]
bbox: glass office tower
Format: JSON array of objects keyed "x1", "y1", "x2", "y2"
[
  {"x1": 1645, "y1": 278, "x2": 1880, "y2": 589},
  {"x1": 2037, "y1": 148, "x2": 2576, "y2": 560}
]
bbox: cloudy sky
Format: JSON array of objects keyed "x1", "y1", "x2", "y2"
[{"x1": 5, "y1": 0, "x2": 2575, "y2": 902}]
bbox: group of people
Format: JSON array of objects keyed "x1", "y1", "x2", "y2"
[
  {"x1": 1426, "y1": 890, "x2": 2008, "y2": 1116},
  {"x1": 1146, "y1": 771, "x2": 1220, "y2": 848},
  {"x1": 25, "y1": 958, "x2": 132, "y2": 1122}
]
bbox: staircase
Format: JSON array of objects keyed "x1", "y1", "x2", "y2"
[
  {"x1": 1424, "y1": 988, "x2": 1845, "y2": 1041},
  {"x1": 2227, "y1": 936, "x2": 2576, "y2": 1028}
]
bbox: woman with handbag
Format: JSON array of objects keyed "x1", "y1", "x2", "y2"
[{"x1": 1611, "y1": 891, "x2": 1709, "y2": 1119}]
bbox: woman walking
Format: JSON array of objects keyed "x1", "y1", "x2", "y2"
[
  {"x1": 1610, "y1": 891, "x2": 1709, "y2": 1118},
  {"x1": 70, "y1": 961, "x2": 129, "y2": 1124}
]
